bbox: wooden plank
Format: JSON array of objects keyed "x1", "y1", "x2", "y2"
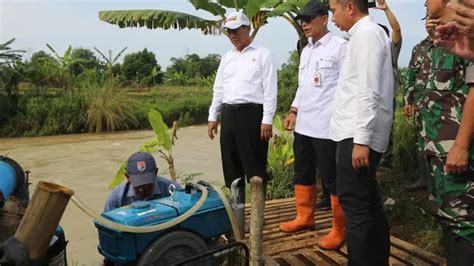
[
  {"x1": 316, "y1": 247, "x2": 347, "y2": 265},
  {"x1": 265, "y1": 257, "x2": 281, "y2": 266},
  {"x1": 339, "y1": 244, "x2": 407, "y2": 266},
  {"x1": 281, "y1": 253, "x2": 311, "y2": 266},
  {"x1": 390, "y1": 236, "x2": 446, "y2": 265},
  {"x1": 389, "y1": 245, "x2": 430, "y2": 266},
  {"x1": 243, "y1": 198, "x2": 446, "y2": 266},
  {"x1": 272, "y1": 257, "x2": 292, "y2": 266},
  {"x1": 300, "y1": 248, "x2": 333, "y2": 266},
  {"x1": 314, "y1": 249, "x2": 344, "y2": 265}
]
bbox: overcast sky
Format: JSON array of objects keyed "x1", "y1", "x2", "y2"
[{"x1": 0, "y1": 0, "x2": 427, "y2": 68}]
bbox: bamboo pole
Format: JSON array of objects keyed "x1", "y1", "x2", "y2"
[
  {"x1": 250, "y1": 176, "x2": 265, "y2": 266},
  {"x1": 14, "y1": 181, "x2": 73, "y2": 261}
]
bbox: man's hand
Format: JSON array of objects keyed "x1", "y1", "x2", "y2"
[
  {"x1": 404, "y1": 104, "x2": 413, "y2": 117},
  {"x1": 261, "y1": 123, "x2": 273, "y2": 141},
  {"x1": 375, "y1": 0, "x2": 388, "y2": 10},
  {"x1": 426, "y1": 18, "x2": 440, "y2": 37},
  {"x1": 208, "y1": 121, "x2": 218, "y2": 140},
  {"x1": 284, "y1": 113, "x2": 296, "y2": 131},
  {"x1": 352, "y1": 144, "x2": 370, "y2": 171},
  {"x1": 445, "y1": 144, "x2": 469, "y2": 174},
  {"x1": 435, "y1": 22, "x2": 474, "y2": 60},
  {"x1": 448, "y1": 0, "x2": 474, "y2": 37}
]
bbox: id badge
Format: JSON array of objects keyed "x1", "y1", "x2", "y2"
[{"x1": 314, "y1": 72, "x2": 321, "y2": 86}]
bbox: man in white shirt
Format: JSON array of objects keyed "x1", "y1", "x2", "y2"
[
  {"x1": 207, "y1": 12, "x2": 277, "y2": 197},
  {"x1": 329, "y1": 0, "x2": 393, "y2": 265},
  {"x1": 278, "y1": 0, "x2": 348, "y2": 251}
]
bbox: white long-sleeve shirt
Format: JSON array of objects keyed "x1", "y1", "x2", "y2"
[
  {"x1": 208, "y1": 42, "x2": 278, "y2": 125},
  {"x1": 330, "y1": 16, "x2": 394, "y2": 153},
  {"x1": 292, "y1": 32, "x2": 347, "y2": 139}
]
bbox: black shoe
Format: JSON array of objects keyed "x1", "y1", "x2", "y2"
[{"x1": 316, "y1": 195, "x2": 331, "y2": 211}]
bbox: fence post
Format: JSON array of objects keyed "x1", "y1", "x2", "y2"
[{"x1": 250, "y1": 176, "x2": 265, "y2": 266}]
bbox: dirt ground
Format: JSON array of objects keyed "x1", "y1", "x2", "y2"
[{"x1": 0, "y1": 125, "x2": 223, "y2": 265}]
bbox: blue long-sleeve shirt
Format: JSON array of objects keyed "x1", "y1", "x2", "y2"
[{"x1": 103, "y1": 176, "x2": 182, "y2": 212}]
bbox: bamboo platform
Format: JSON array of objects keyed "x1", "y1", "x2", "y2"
[{"x1": 243, "y1": 197, "x2": 446, "y2": 266}]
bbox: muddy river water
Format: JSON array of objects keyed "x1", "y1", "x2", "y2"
[{"x1": 0, "y1": 125, "x2": 224, "y2": 265}]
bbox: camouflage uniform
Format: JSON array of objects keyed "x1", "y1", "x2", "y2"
[
  {"x1": 420, "y1": 45, "x2": 474, "y2": 242},
  {"x1": 404, "y1": 37, "x2": 435, "y2": 153}
]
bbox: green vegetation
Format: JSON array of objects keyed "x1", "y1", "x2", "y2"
[{"x1": 0, "y1": 39, "x2": 216, "y2": 137}]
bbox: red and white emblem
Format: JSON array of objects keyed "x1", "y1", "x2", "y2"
[{"x1": 136, "y1": 161, "x2": 146, "y2": 172}]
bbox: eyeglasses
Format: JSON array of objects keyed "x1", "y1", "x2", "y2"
[{"x1": 226, "y1": 26, "x2": 243, "y2": 35}]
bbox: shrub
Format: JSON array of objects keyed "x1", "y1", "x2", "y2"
[{"x1": 0, "y1": 92, "x2": 87, "y2": 136}]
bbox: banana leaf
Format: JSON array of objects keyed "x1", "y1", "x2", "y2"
[{"x1": 99, "y1": 9, "x2": 222, "y2": 34}]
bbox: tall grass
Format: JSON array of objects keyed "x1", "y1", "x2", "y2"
[{"x1": 85, "y1": 81, "x2": 138, "y2": 133}]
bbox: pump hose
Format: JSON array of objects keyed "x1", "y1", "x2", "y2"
[
  {"x1": 69, "y1": 183, "x2": 242, "y2": 240},
  {"x1": 211, "y1": 184, "x2": 242, "y2": 241},
  {"x1": 70, "y1": 184, "x2": 207, "y2": 233}
]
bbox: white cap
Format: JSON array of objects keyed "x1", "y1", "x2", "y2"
[{"x1": 224, "y1": 11, "x2": 251, "y2": 30}]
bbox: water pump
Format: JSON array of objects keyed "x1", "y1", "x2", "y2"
[{"x1": 96, "y1": 180, "x2": 244, "y2": 265}]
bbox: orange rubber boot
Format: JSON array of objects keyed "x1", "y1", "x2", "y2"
[
  {"x1": 319, "y1": 195, "x2": 346, "y2": 250},
  {"x1": 279, "y1": 184, "x2": 316, "y2": 232}
]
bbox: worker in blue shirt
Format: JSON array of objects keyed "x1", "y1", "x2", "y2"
[{"x1": 103, "y1": 152, "x2": 181, "y2": 212}]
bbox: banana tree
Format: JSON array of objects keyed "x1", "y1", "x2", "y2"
[
  {"x1": 109, "y1": 109, "x2": 179, "y2": 188},
  {"x1": 93, "y1": 46, "x2": 127, "y2": 78},
  {"x1": 46, "y1": 44, "x2": 87, "y2": 90},
  {"x1": 0, "y1": 39, "x2": 24, "y2": 67},
  {"x1": 99, "y1": 0, "x2": 310, "y2": 45}
]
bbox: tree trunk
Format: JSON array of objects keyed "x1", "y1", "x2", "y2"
[
  {"x1": 250, "y1": 176, "x2": 265, "y2": 266},
  {"x1": 14, "y1": 181, "x2": 73, "y2": 261}
]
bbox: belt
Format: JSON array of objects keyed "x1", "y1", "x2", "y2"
[{"x1": 222, "y1": 103, "x2": 262, "y2": 110}]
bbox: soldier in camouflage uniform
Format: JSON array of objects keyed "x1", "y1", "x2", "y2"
[
  {"x1": 403, "y1": 18, "x2": 437, "y2": 191},
  {"x1": 419, "y1": 15, "x2": 474, "y2": 264}
]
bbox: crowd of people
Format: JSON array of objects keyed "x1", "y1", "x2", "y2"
[{"x1": 206, "y1": 0, "x2": 474, "y2": 265}]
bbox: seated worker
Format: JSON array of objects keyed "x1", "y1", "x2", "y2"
[{"x1": 104, "y1": 152, "x2": 181, "y2": 212}]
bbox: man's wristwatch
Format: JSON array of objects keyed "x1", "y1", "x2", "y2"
[{"x1": 467, "y1": 66, "x2": 474, "y2": 86}]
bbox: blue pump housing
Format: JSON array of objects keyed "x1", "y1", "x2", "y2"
[
  {"x1": 0, "y1": 161, "x2": 17, "y2": 199},
  {"x1": 0, "y1": 156, "x2": 29, "y2": 202},
  {"x1": 96, "y1": 185, "x2": 232, "y2": 264}
]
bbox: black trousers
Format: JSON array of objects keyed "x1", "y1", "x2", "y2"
[
  {"x1": 336, "y1": 138, "x2": 390, "y2": 266},
  {"x1": 293, "y1": 132, "x2": 337, "y2": 195},
  {"x1": 220, "y1": 103, "x2": 269, "y2": 188}
]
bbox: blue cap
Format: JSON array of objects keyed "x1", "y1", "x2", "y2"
[{"x1": 126, "y1": 152, "x2": 157, "y2": 187}]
